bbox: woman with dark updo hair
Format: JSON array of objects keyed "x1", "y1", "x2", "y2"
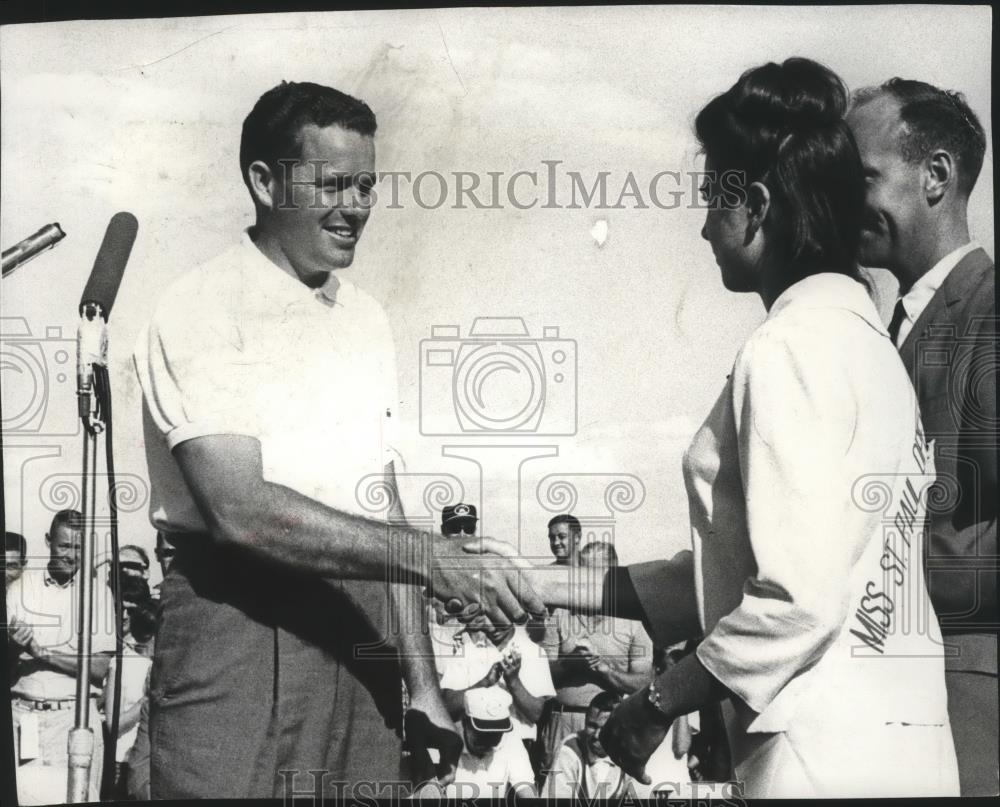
[
  {"x1": 642, "y1": 57, "x2": 960, "y2": 797},
  {"x1": 474, "y1": 58, "x2": 960, "y2": 797}
]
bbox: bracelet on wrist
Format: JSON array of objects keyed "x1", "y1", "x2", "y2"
[{"x1": 644, "y1": 679, "x2": 674, "y2": 726}]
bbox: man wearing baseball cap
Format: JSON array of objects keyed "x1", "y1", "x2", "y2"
[
  {"x1": 439, "y1": 688, "x2": 536, "y2": 799},
  {"x1": 441, "y1": 503, "x2": 478, "y2": 537}
]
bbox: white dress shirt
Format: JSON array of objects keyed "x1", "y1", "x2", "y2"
[{"x1": 893, "y1": 241, "x2": 980, "y2": 347}]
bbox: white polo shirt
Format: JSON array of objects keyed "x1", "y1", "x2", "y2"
[{"x1": 133, "y1": 232, "x2": 399, "y2": 532}]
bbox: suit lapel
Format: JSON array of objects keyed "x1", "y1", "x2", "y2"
[{"x1": 899, "y1": 248, "x2": 993, "y2": 376}]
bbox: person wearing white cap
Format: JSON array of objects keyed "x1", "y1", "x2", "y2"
[{"x1": 440, "y1": 688, "x2": 537, "y2": 800}]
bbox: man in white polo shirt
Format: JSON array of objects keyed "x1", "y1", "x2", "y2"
[{"x1": 132, "y1": 80, "x2": 542, "y2": 799}]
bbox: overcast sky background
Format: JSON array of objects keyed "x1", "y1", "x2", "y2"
[{"x1": 1, "y1": 6, "x2": 992, "y2": 584}]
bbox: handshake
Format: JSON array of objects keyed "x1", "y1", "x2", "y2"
[{"x1": 425, "y1": 534, "x2": 549, "y2": 631}]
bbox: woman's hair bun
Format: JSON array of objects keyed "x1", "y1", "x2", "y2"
[{"x1": 738, "y1": 57, "x2": 847, "y2": 133}]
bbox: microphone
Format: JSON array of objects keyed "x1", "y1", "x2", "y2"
[
  {"x1": 77, "y1": 213, "x2": 138, "y2": 426},
  {"x1": 79, "y1": 212, "x2": 138, "y2": 317},
  {"x1": 1, "y1": 223, "x2": 66, "y2": 278}
]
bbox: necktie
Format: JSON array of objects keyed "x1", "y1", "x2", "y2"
[{"x1": 888, "y1": 299, "x2": 907, "y2": 346}]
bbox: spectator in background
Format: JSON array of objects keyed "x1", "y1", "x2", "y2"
[
  {"x1": 4, "y1": 531, "x2": 27, "y2": 587},
  {"x1": 103, "y1": 595, "x2": 157, "y2": 799},
  {"x1": 7, "y1": 509, "x2": 115, "y2": 804},
  {"x1": 544, "y1": 691, "x2": 633, "y2": 799},
  {"x1": 119, "y1": 545, "x2": 150, "y2": 581},
  {"x1": 547, "y1": 515, "x2": 582, "y2": 567},
  {"x1": 538, "y1": 540, "x2": 653, "y2": 777},
  {"x1": 439, "y1": 610, "x2": 555, "y2": 762},
  {"x1": 151, "y1": 531, "x2": 176, "y2": 600},
  {"x1": 418, "y1": 688, "x2": 535, "y2": 800},
  {"x1": 428, "y1": 504, "x2": 479, "y2": 670}
]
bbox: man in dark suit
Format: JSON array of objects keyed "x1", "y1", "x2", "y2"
[{"x1": 849, "y1": 79, "x2": 997, "y2": 796}]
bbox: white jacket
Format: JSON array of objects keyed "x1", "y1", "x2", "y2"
[{"x1": 685, "y1": 273, "x2": 959, "y2": 797}]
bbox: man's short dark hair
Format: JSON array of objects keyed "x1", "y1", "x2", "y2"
[
  {"x1": 853, "y1": 78, "x2": 986, "y2": 196},
  {"x1": 239, "y1": 80, "x2": 377, "y2": 189},
  {"x1": 589, "y1": 690, "x2": 622, "y2": 714},
  {"x1": 49, "y1": 509, "x2": 84, "y2": 535},
  {"x1": 5, "y1": 531, "x2": 27, "y2": 561},
  {"x1": 547, "y1": 514, "x2": 581, "y2": 535}
]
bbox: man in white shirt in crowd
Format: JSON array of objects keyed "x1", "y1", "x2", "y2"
[
  {"x1": 547, "y1": 514, "x2": 582, "y2": 567},
  {"x1": 132, "y1": 80, "x2": 540, "y2": 799},
  {"x1": 439, "y1": 608, "x2": 555, "y2": 756},
  {"x1": 544, "y1": 691, "x2": 634, "y2": 799},
  {"x1": 427, "y1": 505, "x2": 478, "y2": 669},
  {"x1": 848, "y1": 78, "x2": 997, "y2": 796},
  {"x1": 4, "y1": 531, "x2": 27, "y2": 587},
  {"x1": 7, "y1": 509, "x2": 115, "y2": 804},
  {"x1": 418, "y1": 688, "x2": 535, "y2": 800}
]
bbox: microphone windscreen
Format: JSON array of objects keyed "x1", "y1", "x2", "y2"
[{"x1": 79, "y1": 212, "x2": 138, "y2": 316}]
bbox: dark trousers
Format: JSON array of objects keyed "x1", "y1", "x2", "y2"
[
  {"x1": 149, "y1": 539, "x2": 403, "y2": 798},
  {"x1": 947, "y1": 669, "x2": 1000, "y2": 796}
]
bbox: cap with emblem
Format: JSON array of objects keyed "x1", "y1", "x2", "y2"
[
  {"x1": 463, "y1": 687, "x2": 513, "y2": 733},
  {"x1": 441, "y1": 503, "x2": 478, "y2": 534}
]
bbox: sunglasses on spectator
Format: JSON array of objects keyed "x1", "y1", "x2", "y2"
[{"x1": 119, "y1": 561, "x2": 147, "y2": 573}]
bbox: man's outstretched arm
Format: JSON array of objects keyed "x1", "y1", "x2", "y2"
[{"x1": 172, "y1": 434, "x2": 544, "y2": 625}]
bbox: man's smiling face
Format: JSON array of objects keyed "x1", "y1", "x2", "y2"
[{"x1": 268, "y1": 123, "x2": 375, "y2": 287}]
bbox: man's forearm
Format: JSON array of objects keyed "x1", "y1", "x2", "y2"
[
  {"x1": 393, "y1": 582, "x2": 440, "y2": 702},
  {"x1": 506, "y1": 676, "x2": 546, "y2": 723},
  {"x1": 39, "y1": 649, "x2": 110, "y2": 685},
  {"x1": 598, "y1": 664, "x2": 651, "y2": 695},
  {"x1": 192, "y1": 473, "x2": 432, "y2": 583}
]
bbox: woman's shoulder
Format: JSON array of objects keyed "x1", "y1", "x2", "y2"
[{"x1": 736, "y1": 297, "x2": 885, "y2": 376}]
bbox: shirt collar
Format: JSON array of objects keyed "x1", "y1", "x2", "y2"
[
  {"x1": 900, "y1": 240, "x2": 979, "y2": 310},
  {"x1": 766, "y1": 272, "x2": 885, "y2": 335},
  {"x1": 43, "y1": 567, "x2": 74, "y2": 588},
  {"x1": 239, "y1": 229, "x2": 348, "y2": 309}
]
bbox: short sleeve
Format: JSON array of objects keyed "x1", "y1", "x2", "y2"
[{"x1": 133, "y1": 302, "x2": 260, "y2": 451}]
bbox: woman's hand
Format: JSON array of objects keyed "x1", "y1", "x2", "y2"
[{"x1": 598, "y1": 688, "x2": 671, "y2": 785}]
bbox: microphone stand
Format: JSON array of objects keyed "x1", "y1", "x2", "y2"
[{"x1": 67, "y1": 303, "x2": 119, "y2": 803}]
